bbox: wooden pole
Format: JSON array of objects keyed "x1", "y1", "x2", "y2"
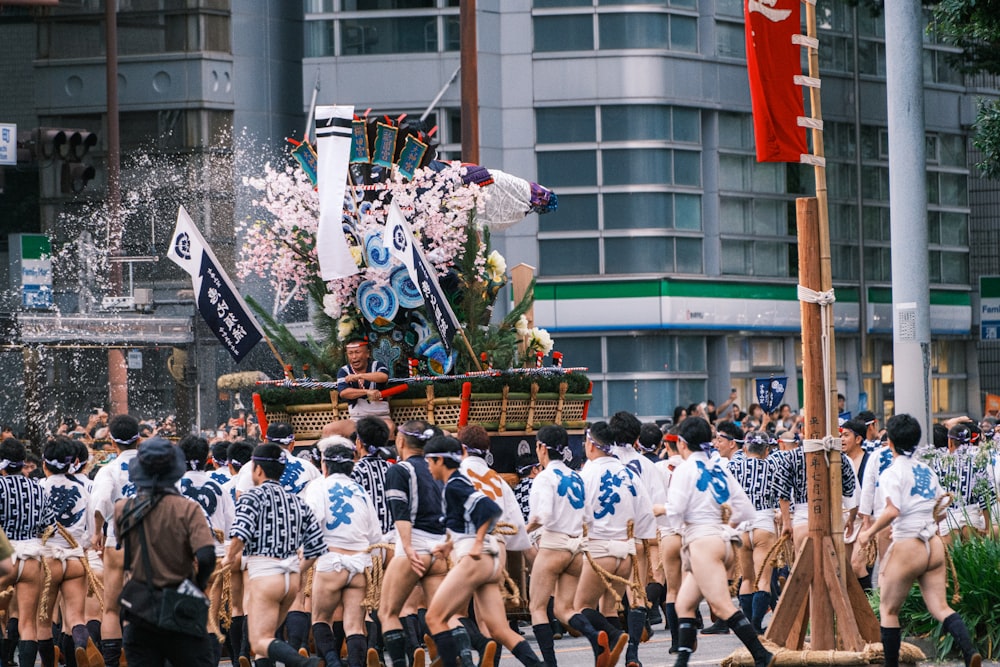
[
  {"x1": 739, "y1": 4, "x2": 885, "y2": 661},
  {"x1": 262, "y1": 335, "x2": 291, "y2": 379},
  {"x1": 105, "y1": 0, "x2": 128, "y2": 416},
  {"x1": 762, "y1": 199, "x2": 879, "y2": 655},
  {"x1": 804, "y1": 0, "x2": 850, "y2": 604},
  {"x1": 804, "y1": 0, "x2": 839, "y2": 466},
  {"x1": 460, "y1": 0, "x2": 479, "y2": 164},
  {"x1": 511, "y1": 263, "x2": 536, "y2": 363},
  {"x1": 458, "y1": 327, "x2": 483, "y2": 372},
  {"x1": 798, "y1": 198, "x2": 835, "y2": 650}
]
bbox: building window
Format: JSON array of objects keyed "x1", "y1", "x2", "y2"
[
  {"x1": 716, "y1": 21, "x2": 745, "y2": 59},
  {"x1": 536, "y1": 105, "x2": 703, "y2": 277},
  {"x1": 558, "y1": 333, "x2": 707, "y2": 419},
  {"x1": 304, "y1": 1, "x2": 459, "y2": 57},
  {"x1": 717, "y1": 112, "x2": 805, "y2": 278},
  {"x1": 38, "y1": 7, "x2": 232, "y2": 57},
  {"x1": 533, "y1": 5, "x2": 698, "y2": 54}
]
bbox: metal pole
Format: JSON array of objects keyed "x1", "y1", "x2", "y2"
[
  {"x1": 421, "y1": 65, "x2": 461, "y2": 123},
  {"x1": 105, "y1": 0, "x2": 128, "y2": 415},
  {"x1": 303, "y1": 69, "x2": 320, "y2": 145},
  {"x1": 884, "y1": 0, "x2": 931, "y2": 429},
  {"x1": 459, "y1": 0, "x2": 479, "y2": 164},
  {"x1": 852, "y1": 6, "x2": 868, "y2": 381}
]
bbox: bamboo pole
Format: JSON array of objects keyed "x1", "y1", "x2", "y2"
[{"x1": 804, "y1": 3, "x2": 838, "y2": 434}]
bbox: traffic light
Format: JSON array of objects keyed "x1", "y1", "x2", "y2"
[
  {"x1": 28, "y1": 127, "x2": 97, "y2": 161},
  {"x1": 61, "y1": 162, "x2": 96, "y2": 194},
  {"x1": 30, "y1": 128, "x2": 67, "y2": 159},
  {"x1": 67, "y1": 130, "x2": 97, "y2": 160}
]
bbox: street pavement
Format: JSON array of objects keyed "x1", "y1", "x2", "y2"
[{"x1": 496, "y1": 604, "x2": 1000, "y2": 667}]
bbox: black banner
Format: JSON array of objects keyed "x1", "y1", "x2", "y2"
[
  {"x1": 410, "y1": 243, "x2": 459, "y2": 356},
  {"x1": 196, "y1": 252, "x2": 262, "y2": 362}
]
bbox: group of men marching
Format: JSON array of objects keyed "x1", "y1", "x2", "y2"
[{"x1": 0, "y1": 400, "x2": 993, "y2": 667}]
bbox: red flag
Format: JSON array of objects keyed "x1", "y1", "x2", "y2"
[{"x1": 744, "y1": 0, "x2": 808, "y2": 162}]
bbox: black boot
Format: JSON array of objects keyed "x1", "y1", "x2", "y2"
[
  {"x1": 533, "y1": 623, "x2": 558, "y2": 667},
  {"x1": 314, "y1": 622, "x2": 343, "y2": 667},
  {"x1": 665, "y1": 603, "x2": 679, "y2": 653},
  {"x1": 511, "y1": 640, "x2": 543, "y2": 667},
  {"x1": 700, "y1": 616, "x2": 729, "y2": 635},
  {"x1": 738, "y1": 594, "x2": 753, "y2": 621},
  {"x1": 384, "y1": 629, "x2": 408, "y2": 667},
  {"x1": 230, "y1": 616, "x2": 248, "y2": 662},
  {"x1": 17, "y1": 641, "x2": 37, "y2": 667},
  {"x1": 285, "y1": 611, "x2": 312, "y2": 651},
  {"x1": 645, "y1": 584, "x2": 664, "y2": 626},
  {"x1": 582, "y1": 609, "x2": 621, "y2": 643},
  {"x1": 432, "y1": 630, "x2": 459, "y2": 667},
  {"x1": 71, "y1": 625, "x2": 89, "y2": 652},
  {"x1": 725, "y1": 611, "x2": 772, "y2": 667},
  {"x1": 417, "y1": 609, "x2": 430, "y2": 642},
  {"x1": 37, "y1": 637, "x2": 53, "y2": 667},
  {"x1": 751, "y1": 592, "x2": 770, "y2": 634},
  {"x1": 942, "y1": 613, "x2": 981, "y2": 667},
  {"x1": 880, "y1": 626, "x2": 901, "y2": 667},
  {"x1": 255, "y1": 659, "x2": 274, "y2": 667},
  {"x1": 450, "y1": 627, "x2": 476, "y2": 667},
  {"x1": 546, "y1": 598, "x2": 562, "y2": 640},
  {"x1": 625, "y1": 608, "x2": 645, "y2": 667},
  {"x1": 402, "y1": 615, "x2": 421, "y2": 664},
  {"x1": 85, "y1": 619, "x2": 100, "y2": 646},
  {"x1": 267, "y1": 638, "x2": 320, "y2": 667},
  {"x1": 347, "y1": 634, "x2": 368, "y2": 667},
  {"x1": 366, "y1": 620, "x2": 380, "y2": 652},
  {"x1": 459, "y1": 617, "x2": 490, "y2": 662},
  {"x1": 673, "y1": 618, "x2": 697, "y2": 667},
  {"x1": 100, "y1": 638, "x2": 122, "y2": 667},
  {"x1": 6, "y1": 618, "x2": 18, "y2": 667},
  {"x1": 61, "y1": 633, "x2": 77, "y2": 667},
  {"x1": 335, "y1": 620, "x2": 348, "y2": 654},
  {"x1": 369, "y1": 610, "x2": 385, "y2": 657},
  {"x1": 567, "y1": 614, "x2": 602, "y2": 658},
  {"x1": 550, "y1": 618, "x2": 563, "y2": 641}
]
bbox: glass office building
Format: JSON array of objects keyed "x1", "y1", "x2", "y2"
[{"x1": 2, "y1": 0, "x2": 999, "y2": 426}]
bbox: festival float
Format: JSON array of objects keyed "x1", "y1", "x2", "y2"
[{"x1": 236, "y1": 108, "x2": 590, "y2": 442}]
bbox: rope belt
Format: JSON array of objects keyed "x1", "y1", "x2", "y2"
[
  {"x1": 39, "y1": 524, "x2": 104, "y2": 620},
  {"x1": 755, "y1": 532, "x2": 791, "y2": 593},
  {"x1": 581, "y1": 521, "x2": 645, "y2": 611}
]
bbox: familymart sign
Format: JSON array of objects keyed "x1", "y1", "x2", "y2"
[
  {"x1": 10, "y1": 234, "x2": 52, "y2": 310},
  {"x1": 982, "y1": 276, "x2": 1000, "y2": 341}
]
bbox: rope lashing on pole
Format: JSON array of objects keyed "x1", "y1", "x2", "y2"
[{"x1": 797, "y1": 285, "x2": 837, "y2": 435}]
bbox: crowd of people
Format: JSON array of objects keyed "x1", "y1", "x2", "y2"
[{"x1": 0, "y1": 391, "x2": 995, "y2": 667}]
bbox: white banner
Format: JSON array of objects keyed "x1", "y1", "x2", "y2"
[{"x1": 315, "y1": 104, "x2": 358, "y2": 281}]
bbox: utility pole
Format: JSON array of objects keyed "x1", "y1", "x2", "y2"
[
  {"x1": 105, "y1": 0, "x2": 128, "y2": 415},
  {"x1": 460, "y1": 0, "x2": 479, "y2": 164},
  {"x1": 884, "y1": 0, "x2": 931, "y2": 430}
]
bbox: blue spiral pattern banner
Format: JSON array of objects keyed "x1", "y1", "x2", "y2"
[
  {"x1": 365, "y1": 231, "x2": 392, "y2": 269},
  {"x1": 357, "y1": 280, "x2": 399, "y2": 324},
  {"x1": 391, "y1": 265, "x2": 423, "y2": 308}
]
